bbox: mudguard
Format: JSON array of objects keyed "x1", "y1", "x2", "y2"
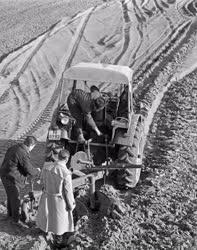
[{"x1": 113, "y1": 114, "x2": 144, "y2": 147}]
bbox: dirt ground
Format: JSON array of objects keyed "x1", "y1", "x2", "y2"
[
  {"x1": 0, "y1": 0, "x2": 102, "y2": 59},
  {"x1": 0, "y1": 0, "x2": 197, "y2": 249}
]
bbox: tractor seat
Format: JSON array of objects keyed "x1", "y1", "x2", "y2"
[
  {"x1": 111, "y1": 117, "x2": 129, "y2": 128},
  {"x1": 111, "y1": 117, "x2": 129, "y2": 142}
]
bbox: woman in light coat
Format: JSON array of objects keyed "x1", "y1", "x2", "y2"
[{"x1": 36, "y1": 149, "x2": 75, "y2": 235}]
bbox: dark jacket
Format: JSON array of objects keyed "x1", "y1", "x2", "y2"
[
  {"x1": 67, "y1": 89, "x2": 97, "y2": 130},
  {"x1": 0, "y1": 143, "x2": 39, "y2": 188}
]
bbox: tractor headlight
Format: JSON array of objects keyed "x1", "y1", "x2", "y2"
[{"x1": 60, "y1": 117, "x2": 69, "y2": 125}]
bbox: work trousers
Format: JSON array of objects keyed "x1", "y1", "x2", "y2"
[{"x1": 1, "y1": 176, "x2": 21, "y2": 222}]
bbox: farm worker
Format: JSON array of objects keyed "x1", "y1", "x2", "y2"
[
  {"x1": 0, "y1": 136, "x2": 41, "y2": 229},
  {"x1": 36, "y1": 149, "x2": 75, "y2": 246},
  {"x1": 67, "y1": 85, "x2": 106, "y2": 143}
]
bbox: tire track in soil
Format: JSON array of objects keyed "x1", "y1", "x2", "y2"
[
  {"x1": 113, "y1": 0, "x2": 131, "y2": 65},
  {"x1": 0, "y1": 18, "x2": 67, "y2": 99},
  {"x1": 186, "y1": 1, "x2": 197, "y2": 16},
  {"x1": 181, "y1": 0, "x2": 197, "y2": 17},
  {"x1": 1, "y1": 2, "x2": 189, "y2": 141},
  {"x1": 0, "y1": 89, "x2": 10, "y2": 104},
  {"x1": 42, "y1": 52, "x2": 56, "y2": 78},
  {"x1": 16, "y1": 7, "x2": 96, "y2": 141},
  {"x1": 135, "y1": 32, "x2": 195, "y2": 120},
  {"x1": 35, "y1": 51, "x2": 56, "y2": 83},
  {"x1": 28, "y1": 68, "x2": 41, "y2": 99},
  {"x1": 131, "y1": 20, "x2": 190, "y2": 78},
  {"x1": 8, "y1": 79, "x2": 32, "y2": 138},
  {"x1": 0, "y1": 46, "x2": 31, "y2": 76},
  {"x1": 0, "y1": 84, "x2": 26, "y2": 139},
  {"x1": 132, "y1": 20, "x2": 191, "y2": 92},
  {"x1": 153, "y1": 0, "x2": 174, "y2": 30},
  {"x1": 23, "y1": 68, "x2": 42, "y2": 112},
  {"x1": 131, "y1": 0, "x2": 179, "y2": 67},
  {"x1": 129, "y1": 0, "x2": 145, "y2": 68},
  {"x1": 8, "y1": 88, "x2": 21, "y2": 138},
  {"x1": 29, "y1": 68, "x2": 41, "y2": 102},
  {"x1": 0, "y1": 22, "x2": 58, "y2": 104}
]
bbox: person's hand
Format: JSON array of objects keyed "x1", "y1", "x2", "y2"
[
  {"x1": 67, "y1": 202, "x2": 76, "y2": 211},
  {"x1": 36, "y1": 168, "x2": 41, "y2": 175},
  {"x1": 95, "y1": 127, "x2": 102, "y2": 136}
]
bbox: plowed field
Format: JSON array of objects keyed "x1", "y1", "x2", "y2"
[{"x1": 0, "y1": 0, "x2": 196, "y2": 249}]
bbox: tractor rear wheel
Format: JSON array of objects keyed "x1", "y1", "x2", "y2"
[{"x1": 115, "y1": 123, "x2": 144, "y2": 189}]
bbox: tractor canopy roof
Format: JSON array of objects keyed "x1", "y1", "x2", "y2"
[{"x1": 64, "y1": 62, "x2": 133, "y2": 85}]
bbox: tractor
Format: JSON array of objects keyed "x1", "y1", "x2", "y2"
[
  {"x1": 21, "y1": 62, "x2": 145, "y2": 224},
  {"x1": 45, "y1": 62, "x2": 145, "y2": 190}
]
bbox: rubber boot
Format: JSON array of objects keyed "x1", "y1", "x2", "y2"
[{"x1": 77, "y1": 129, "x2": 85, "y2": 144}]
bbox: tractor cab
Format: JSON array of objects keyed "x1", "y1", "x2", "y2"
[
  {"x1": 46, "y1": 62, "x2": 144, "y2": 189},
  {"x1": 50, "y1": 63, "x2": 133, "y2": 144}
]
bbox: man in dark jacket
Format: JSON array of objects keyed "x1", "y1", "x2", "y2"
[
  {"x1": 0, "y1": 136, "x2": 40, "y2": 228},
  {"x1": 67, "y1": 85, "x2": 106, "y2": 143}
]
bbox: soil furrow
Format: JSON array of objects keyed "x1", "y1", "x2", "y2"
[
  {"x1": 129, "y1": 0, "x2": 145, "y2": 67},
  {"x1": 29, "y1": 69, "x2": 41, "y2": 102},
  {"x1": 153, "y1": 0, "x2": 174, "y2": 30},
  {"x1": 113, "y1": 0, "x2": 131, "y2": 65},
  {"x1": 135, "y1": 29, "x2": 195, "y2": 117},
  {"x1": 0, "y1": 2, "x2": 196, "y2": 249},
  {"x1": 133, "y1": 20, "x2": 191, "y2": 85},
  {"x1": 138, "y1": 70, "x2": 197, "y2": 250}
]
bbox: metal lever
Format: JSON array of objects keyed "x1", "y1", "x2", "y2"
[{"x1": 77, "y1": 159, "x2": 142, "y2": 169}]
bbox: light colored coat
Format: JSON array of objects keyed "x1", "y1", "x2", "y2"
[{"x1": 36, "y1": 161, "x2": 75, "y2": 235}]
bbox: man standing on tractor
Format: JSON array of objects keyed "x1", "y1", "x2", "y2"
[
  {"x1": 0, "y1": 136, "x2": 41, "y2": 229},
  {"x1": 36, "y1": 149, "x2": 75, "y2": 248},
  {"x1": 67, "y1": 85, "x2": 106, "y2": 143}
]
